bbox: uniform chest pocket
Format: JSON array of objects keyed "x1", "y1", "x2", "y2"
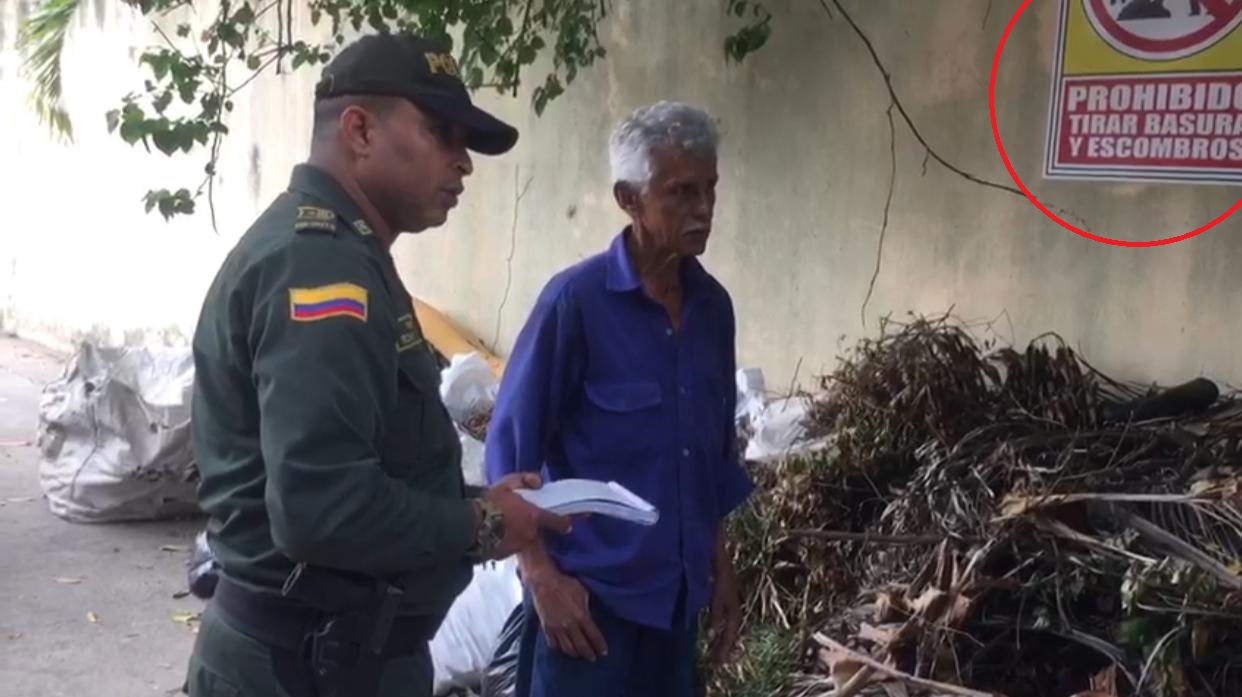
[
  {"x1": 581, "y1": 380, "x2": 663, "y2": 459},
  {"x1": 381, "y1": 348, "x2": 460, "y2": 483}
]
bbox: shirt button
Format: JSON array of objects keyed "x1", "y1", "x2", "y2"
[
  {"x1": 682, "y1": 448, "x2": 690, "y2": 457},
  {"x1": 665, "y1": 328, "x2": 673, "y2": 336}
]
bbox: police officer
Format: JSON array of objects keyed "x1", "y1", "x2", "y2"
[{"x1": 184, "y1": 32, "x2": 571, "y2": 697}]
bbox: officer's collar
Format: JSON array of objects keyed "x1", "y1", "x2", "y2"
[{"x1": 287, "y1": 164, "x2": 384, "y2": 241}]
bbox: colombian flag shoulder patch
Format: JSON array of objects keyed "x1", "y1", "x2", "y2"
[{"x1": 288, "y1": 282, "x2": 368, "y2": 323}]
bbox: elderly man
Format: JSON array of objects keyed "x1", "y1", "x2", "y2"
[
  {"x1": 186, "y1": 33, "x2": 571, "y2": 697},
  {"x1": 484, "y1": 101, "x2": 754, "y2": 696}
]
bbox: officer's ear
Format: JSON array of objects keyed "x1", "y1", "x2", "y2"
[{"x1": 339, "y1": 103, "x2": 381, "y2": 156}]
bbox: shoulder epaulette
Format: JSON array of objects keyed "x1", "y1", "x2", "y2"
[{"x1": 293, "y1": 205, "x2": 339, "y2": 234}]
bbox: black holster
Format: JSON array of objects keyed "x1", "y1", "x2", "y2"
[{"x1": 304, "y1": 584, "x2": 404, "y2": 697}]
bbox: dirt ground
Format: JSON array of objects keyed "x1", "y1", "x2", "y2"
[{"x1": 0, "y1": 335, "x2": 204, "y2": 697}]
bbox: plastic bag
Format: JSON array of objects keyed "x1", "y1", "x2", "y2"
[
  {"x1": 188, "y1": 529, "x2": 219, "y2": 599},
  {"x1": 743, "y1": 396, "x2": 812, "y2": 463},
  {"x1": 735, "y1": 367, "x2": 768, "y2": 427},
  {"x1": 440, "y1": 353, "x2": 499, "y2": 425},
  {"x1": 458, "y1": 429, "x2": 486, "y2": 488},
  {"x1": 36, "y1": 342, "x2": 199, "y2": 523},
  {"x1": 430, "y1": 558, "x2": 523, "y2": 695},
  {"x1": 480, "y1": 604, "x2": 524, "y2": 697}
]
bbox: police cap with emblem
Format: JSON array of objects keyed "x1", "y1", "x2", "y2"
[{"x1": 315, "y1": 32, "x2": 519, "y2": 155}]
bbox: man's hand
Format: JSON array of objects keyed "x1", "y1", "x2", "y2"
[
  {"x1": 707, "y1": 535, "x2": 742, "y2": 665},
  {"x1": 481, "y1": 473, "x2": 572, "y2": 559},
  {"x1": 525, "y1": 562, "x2": 608, "y2": 661}
]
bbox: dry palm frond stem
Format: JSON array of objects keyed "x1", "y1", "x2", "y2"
[{"x1": 711, "y1": 313, "x2": 1242, "y2": 697}]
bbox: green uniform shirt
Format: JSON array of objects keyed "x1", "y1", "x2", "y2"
[{"x1": 190, "y1": 164, "x2": 476, "y2": 617}]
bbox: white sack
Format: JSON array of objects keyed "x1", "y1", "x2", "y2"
[
  {"x1": 430, "y1": 558, "x2": 523, "y2": 695},
  {"x1": 458, "y1": 429, "x2": 486, "y2": 488},
  {"x1": 441, "y1": 352, "x2": 497, "y2": 489},
  {"x1": 735, "y1": 367, "x2": 768, "y2": 427},
  {"x1": 744, "y1": 396, "x2": 813, "y2": 463},
  {"x1": 36, "y1": 342, "x2": 199, "y2": 523},
  {"x1": 440, "y1": 353, "x2": 499, "y2": 425}
]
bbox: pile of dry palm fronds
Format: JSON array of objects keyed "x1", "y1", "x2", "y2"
[{"x1": 712, "y1": 313, "x2": 1242, "y2": 697}]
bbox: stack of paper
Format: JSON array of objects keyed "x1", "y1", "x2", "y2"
[{"x1": 515, "y1": 479, "x2": 659, "y2": 526}]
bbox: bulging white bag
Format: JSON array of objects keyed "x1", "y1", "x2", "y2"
[
  {"x1": 440, "y1": 353, "x2": 499, "y2": 425},
  {"x1": 430, "y1": 559, "x2": 524, "y2": 695},
  {"x1": 735, "y1": 367, "x2": 768, "y2": 427},
  {"x1": 744, "y1": 396, "x2": 813, "y2": 463},
  {"x1": 440, "y1": 352, "x2": 498, "y2": 489},
  {"x1": 36, "y1": 342, "x2": 199, "y2": 523}
]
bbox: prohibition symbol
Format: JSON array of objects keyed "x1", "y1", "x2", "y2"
[{"x1": 1084, "y1": 0, "x2": 1242, "y2": 60}]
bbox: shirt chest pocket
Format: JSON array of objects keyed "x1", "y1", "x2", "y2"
[
  {"x1": 581, "y1": 380, "x2": 664, "y2": 459},
  {"x1": 381, "y1": 348, "x2": 461, "y2": 485}
]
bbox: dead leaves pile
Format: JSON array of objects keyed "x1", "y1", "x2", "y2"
[{"x1": 723, "y1": 314, "x2": 1242, "y2": 697}]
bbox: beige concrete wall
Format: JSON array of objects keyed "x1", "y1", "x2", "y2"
[
  {"x1": 0, "y1": 0, "x2": 324, "y2": 350},
  {"x1": 2, "y1": 0, "x2": 1240, "y2": 389}
]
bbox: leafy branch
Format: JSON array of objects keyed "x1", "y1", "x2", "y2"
[
  {"x1": 15, "y1": 0, "x2": 80, "y2": 142},
  {"x1": 724, "y1": 0, "x2": 773, "y2": 64},
  {"x1": 19, "y1": 0, "x2": 774, "y2": 224}
]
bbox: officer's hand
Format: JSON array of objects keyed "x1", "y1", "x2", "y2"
[
  {"x1": 490, "y1": 472, "x2": 545, "y2": 493},
  {"x1": 483, "y1": 474, "x2": 572, "y2": 559}
]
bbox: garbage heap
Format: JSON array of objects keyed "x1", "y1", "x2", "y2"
[{"x1": 711, "y1": 315, "x2": 1242, "y2": 697}]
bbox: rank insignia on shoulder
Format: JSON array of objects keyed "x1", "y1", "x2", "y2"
[
  {"x1": 294, "y1": 206, "x2": 337, "y2": 232},
  {"x1": 396, "y1": 313, "x2": 424, "y2": 352},
  {"x1": 289, "y1": 282, "x2": 368, "y2": 322},
  {"x1": 352, "y1": 219, "x2": 374, "y2": 237}
]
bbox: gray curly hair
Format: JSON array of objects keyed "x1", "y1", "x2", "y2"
[{"x1": 608, "y1": 101, "x2": 720, "y2": 188}]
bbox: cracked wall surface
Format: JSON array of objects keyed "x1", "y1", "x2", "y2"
[{"x1": 1, "y1": 0, "x2": 1239, "y2": 388}]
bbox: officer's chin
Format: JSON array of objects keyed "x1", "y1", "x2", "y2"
[{"x1": 401, "y1": 212, "x2": 446, "y2": 235}]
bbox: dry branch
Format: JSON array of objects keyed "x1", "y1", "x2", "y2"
[
  {"x1": 786, "y1": 529, "x2": 976, "y2": 546},
  {"x1": 813, "y1": 633, "x2": 1005, "y2": 697},
  {"x1": 1109, "y1": 504, "x2": 1242, "y2": 590}
]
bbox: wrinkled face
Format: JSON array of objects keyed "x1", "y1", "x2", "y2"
[
  {"x1": 616, "y1": 145, "x2": 718, "y2": 257},
  {"x1": 345, "y1": 99, "x2": 473, "y2": 233}
]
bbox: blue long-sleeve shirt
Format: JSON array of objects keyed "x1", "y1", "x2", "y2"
[{"x1": 484, "y1": 230, "x2": 755, "y2": 631}]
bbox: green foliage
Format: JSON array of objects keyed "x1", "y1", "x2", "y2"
[
  {"x1": 15, "y1": 0, "x2": 80, "y2": 142},
  {"x1": 20, "y1": 0, "x2": 773, "y2": 222},
  {"x1": 144, "y1": 188, "x2": 198, "y2": 218},
  {"x1": 724, "y1": 0, "x2": 772, "y2": 63},
  {"x1": 701, "y1": 622, "x2": 800, "y2": 697}
]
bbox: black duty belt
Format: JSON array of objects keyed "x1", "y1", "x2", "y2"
[{"x1": 212, "y1": 575, "x2": 438, "y2": 657}]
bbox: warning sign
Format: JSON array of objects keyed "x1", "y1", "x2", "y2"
[{"x1": 1045, "y1": 0, "x2": 1242, "y2": 184}]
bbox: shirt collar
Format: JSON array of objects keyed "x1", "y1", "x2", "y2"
[
  {"x1": 605, "y1": 229, "x2": 642, "y2": 292},
  {"x1": 605, "y1": 227, "x2": 710, "y2": 294}
]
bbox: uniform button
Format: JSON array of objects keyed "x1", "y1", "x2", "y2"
[
  {"x1": 665, "y1": 328, "x2": 674, "y2": 336},
  {"x1": 682, "y1": 448, "x2": 690, "y2": 457},
  {"x1": 679, "y1": 387, "x2": 687, "y2": 395}
]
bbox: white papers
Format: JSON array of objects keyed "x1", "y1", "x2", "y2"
[{"x1": 515, "y1": 478, "x2": 659, "y2": 526}]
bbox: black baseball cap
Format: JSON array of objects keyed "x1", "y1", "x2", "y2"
[{"x1": 315, "y1": 32, "x2": 519, "y2": 156}]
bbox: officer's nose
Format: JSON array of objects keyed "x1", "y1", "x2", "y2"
[{"x1": 456, "y1": 149, "x2": 474, "y2": 177}]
